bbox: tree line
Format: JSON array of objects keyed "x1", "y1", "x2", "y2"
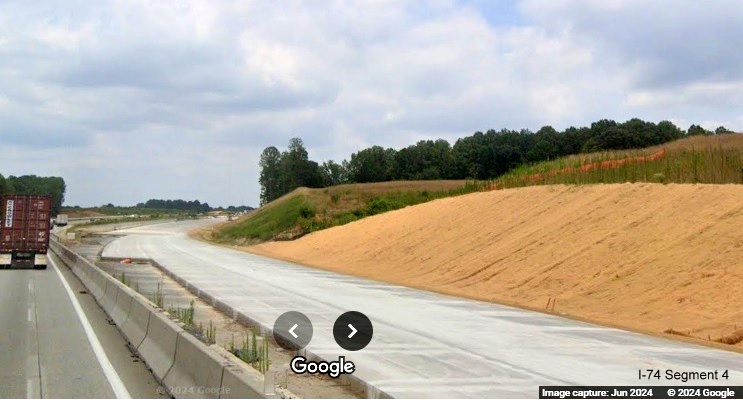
[
  {"x1": 258, "y1": 119, "x2": 735, "y2": 205},
  {"x1": 136, "y1": 199, "x2": 212, "y2": 212},
  {"x1": 0, "y1": 174, "x2": 67, "y2": 215},
  {"x1": 134, "y1": 199, "x2": 252, "y2": 213}
]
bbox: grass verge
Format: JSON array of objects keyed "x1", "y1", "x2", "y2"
[
  {"x1": 214, "y1": 180, "x2": 476, "y2": 243},
  {"x1": 217, "y1": 194, "x2": 312, "y2": 242}
]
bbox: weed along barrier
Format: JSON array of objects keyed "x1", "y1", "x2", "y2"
[
  {"x1": 97, "y1": 252, "x2": 362, "y2": 398},
  {"x1": 113, "y1": 267, "x2": 276, "y2": 373}
]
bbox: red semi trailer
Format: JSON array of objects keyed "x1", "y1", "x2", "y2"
[{"x1": 0, "y1": 194, "x2": 52, "y2": 269}]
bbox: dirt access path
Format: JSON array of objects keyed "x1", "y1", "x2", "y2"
[{"x1": 249, "y1": 183, "x2": 743, "y2": 350}]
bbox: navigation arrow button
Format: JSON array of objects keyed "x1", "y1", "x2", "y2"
[
  {"x1": 333, "y1": 311, "x2": 373, "y2": 351},
  {"x1": 273, "y1": 311, "x2": 313, "y2": 351},
  {"x1": 348, "y1": 324, "x2": 357, "y2": 338}
]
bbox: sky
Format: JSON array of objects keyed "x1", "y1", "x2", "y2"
[{"x1": 1, "y1": 0, "x2": 741, "y2": 207}]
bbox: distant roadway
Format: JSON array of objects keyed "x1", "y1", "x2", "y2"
[
  {"x1": 102, "y1": 219, "x2": 743, "y2": 398},
  {"x1": 0, "y1": 253, "x2": 165, "y2": 398}
]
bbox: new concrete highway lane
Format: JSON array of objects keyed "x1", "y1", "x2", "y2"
[
  {"x1": 0, "y1": 255, "x2": 166, "y2": 398},
  {"x1": 103, "y1": 220, "x2": 743, "y2": 398}
]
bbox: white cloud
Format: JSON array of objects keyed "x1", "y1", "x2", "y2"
[{"x1": 0, "y1": 0, "x2": 740, "y2": 207}]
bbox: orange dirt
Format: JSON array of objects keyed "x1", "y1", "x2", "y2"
[{"x1": 248, "y1": 183, "x2": 743, "y2": 349}]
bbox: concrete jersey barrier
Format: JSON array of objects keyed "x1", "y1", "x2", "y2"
[
  {"x1": 137, "y1": 309, "x2": 183, "y2": 381},
  {"x1": 163, "y1": 332, "x2": 227, "y2": 399},
  {"x1": 49, "y1": 238, "x2": 272, "y2": 399},
  {"x1": 121, "y1": 297, "x2": 153, "y2": 349},
  {"x1": 88, "y1": 265, "x2": 109, "y2": 301},
  {"x1": 99, "y1": 279, "x2": 120, "y2": 316},
  {"x1": 110, "y1": 285, "x2": 135, "y2": 326},
  {"x1": 211, "y1": 346, "x2": 266, "y2": 399}
]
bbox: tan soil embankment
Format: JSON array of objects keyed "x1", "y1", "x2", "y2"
[{"x1": 249, "y1": 183, "x2": 743, "y2": 349}]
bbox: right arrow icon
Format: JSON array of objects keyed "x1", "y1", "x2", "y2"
[
  {"x1": 347, "y1": 324, "x2": 357, "y2": 338},
  {"x1": 333, "y1": 311, "x2": 373, "y2": 351}
]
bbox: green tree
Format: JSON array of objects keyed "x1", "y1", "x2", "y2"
[
  {"x1": 450, "y1": 132, "x2": 488, "y2": 179},
  {"x1": 319, "y1": 160, "x2": 347, "y2": 186},
  {"x1": 279, "y1": 138, "x2": 306, "y2": 191},
  {"x1": 346, "y1": 146, "x2": 395, "y2": 182},
  {"x1": 258, "y1": 146, "x2": 282, "y2": 205},
  {"x1": 526, "y1": 126, "x2": 560, "y2": 162},
  {"x1": 560, "y1": 126, "x2": 592, "y2": 154},
  {"x1": 4, "y1": 175, "x2": 66, "y2": 214},
  {"x1": 590, "y1": 119, "x2": 618, "y2": 137},
  {"x1": 257, "y1": 117, "x2": 712, "y2": 195},
  {"x1": 687, "y1": 124, "x2": 711, "y2": 136},
  {"x1": 277, "y1": 137, "x2": 323, "y2": 195},
  {"x1": 656, "y1": 120, "x2": 684, "y2": 143},
  {"x1": 390, "y1": 139, "x2": 451, "y2": 180}
]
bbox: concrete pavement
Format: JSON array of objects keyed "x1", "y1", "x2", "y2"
[{"x1": 102, "y1": 219, "x2": 743, "y2": 398}]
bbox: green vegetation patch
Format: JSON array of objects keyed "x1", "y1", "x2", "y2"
[
  {"x1": 218, "y1": 181, "x2": 484, "y2": 243},
  {"x1": 494, "y1": 135, "x2": 743, "y2": 188},
  {"x1": 217, "y1": 194, "x2": 312, "y2": 241}
]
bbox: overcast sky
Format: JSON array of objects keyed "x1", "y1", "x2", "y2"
[{"x1": 1, "y1": 1, "x2": 741, "y2": 207}]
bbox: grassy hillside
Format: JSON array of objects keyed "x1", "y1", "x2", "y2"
[
  {"x1": 214, "y1": 134, "x2": 742, "y2": 244},
  {"x1": 214, "y1": 180, "x2": 471, "y2": 243},
  {"x1": 492, "y1": 134, "x2": 743, "y2": 188}
]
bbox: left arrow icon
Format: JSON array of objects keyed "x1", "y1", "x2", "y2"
[{"x1": 273, "y1": 311, "x2": 313, "y2": 351}]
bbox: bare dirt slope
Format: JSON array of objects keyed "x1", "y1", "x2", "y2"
[{"x1": 249, "y1": 183, "x2": 743, "y2": 348}]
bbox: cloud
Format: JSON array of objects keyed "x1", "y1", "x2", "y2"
[
  {"x1": 0, "y1": 1, "x2": 740, "y2": 207},
  {"x1": 521, "y1": 0, "x2": 743, "y2": 89}
]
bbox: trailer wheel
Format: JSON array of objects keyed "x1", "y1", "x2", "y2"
[{"x1": 34, "y1": 265, "x2": 47, "y2": 270}]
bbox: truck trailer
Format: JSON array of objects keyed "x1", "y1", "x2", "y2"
[
  {"x1": 0, "y1": 194, "x2": 52, "y2": 269},
  {"x1": 55, "y1": 213, "x2": 68, "y2": 226}
]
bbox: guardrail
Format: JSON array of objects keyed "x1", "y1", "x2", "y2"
[{"x1": 49, "y1": 239, "x2": 272, "y2": 399}]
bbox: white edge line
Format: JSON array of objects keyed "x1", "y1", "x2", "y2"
[{"x1": 49, "y1": 256, "x2": 131, "y2": 399}]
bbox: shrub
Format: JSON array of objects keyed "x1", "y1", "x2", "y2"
[
  {"x1": 299, "y1": 217, "x2": 322, "y2": 231},
  {"x1": 364, "y1": 197, "x2": 402, "y2": 215},
  {"x1": 336, "y1": 213, "x2": 359, "y2": 225},
  {"x1": 299, "y1": 205, "x2": 315, "y2": 219}
]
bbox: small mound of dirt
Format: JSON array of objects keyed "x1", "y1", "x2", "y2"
[
  {"x1": 663, "y1": 329, "x2": 691, "y2": 337},
  {"x1": 715, "y1": 330, "x2": 743, "y2": 345}
]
